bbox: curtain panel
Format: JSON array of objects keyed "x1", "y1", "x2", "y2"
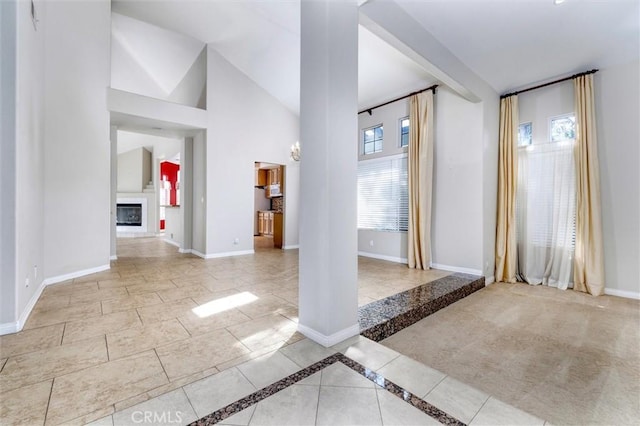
[
  {"x1": 495, "y1": 95, "x2": 519, "y2": 283},
  {"x1": 407, "y1": 91, "x2": 434, "y2": 270},
  {"x1": 573, "y1": 74, "x2": 605, "y2": 295}
]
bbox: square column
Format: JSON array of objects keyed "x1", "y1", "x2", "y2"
[{"x1": 298, "y1": 0, "x2": 359, "y2": 346}]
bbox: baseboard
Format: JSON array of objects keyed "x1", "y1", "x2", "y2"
[
  {"x1": 430, "y1": 262, "x2": 483, "y2": 276},
  {"x1": 110, "y1": 255, "x2": 118, "y2": 260},
  {"x1": 163, "y1": 239, "x2": 181, "y2": 248},
  {"x1": 283, "y1": 245, "x2": 299, "y2": 250},
  {"x1": 604, "y1": 288, "x2": 640, "y2": 300},
  {"x1": 178, "y1": 248, "x2": 191, "y2": 254},
  {"x1": 190, "y1": 249, "x2": 255, "y2": 259},
  {"x1": 298, "y1": 323, "x2": 360, "y2": 348},
  {"x1": 357, "y1": 251, "x2": 408, "y2": 264},
  {"x1": 2, "y1": 264, "x2": 111, "y2": 335},
  {"x1": 485, "y1": 276, "x2": 495, "y2": 285},
  {"x1": 0, "y1": 321, "x2": 19, "y2": 335},
  {"x1": 42, "y1": 264, "x2": 111, "y2": 286}
]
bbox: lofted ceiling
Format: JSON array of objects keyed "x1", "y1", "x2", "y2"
[
  {"x1": 112, "y1": 0, "x2": 639, "y2": 113},
  {"x1": 395, "y1": 0, "x2": 640, "y2": 94}
]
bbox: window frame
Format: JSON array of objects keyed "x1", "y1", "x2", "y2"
[
  {"x1": 549, "y1": 113, "x2": 576, "y2": 143},
  {"x1": 362, "y1": 124, "x2": 384, "y2": 155},
  {"x1": 399, "y1": 117, "x2": 410, "y2": 148}
]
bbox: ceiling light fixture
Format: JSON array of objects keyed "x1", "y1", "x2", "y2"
[{"x1": 554, "y1": 0, "x2": 565, "y2": 5}]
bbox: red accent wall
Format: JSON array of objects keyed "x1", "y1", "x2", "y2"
[{"x1": 160, "y1": 161, "x2": 180, "y2": 206}]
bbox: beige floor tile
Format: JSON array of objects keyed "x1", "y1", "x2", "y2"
[
  {"x1": 235, "y1": 294, "x2": 295, "y2": 319},
  {"x1": 177, "y1": 308, "x2": 251, "y2": 336},
  {"x1": 156, "y1": 328, "x2": 250, "y2": 381},
  {"x1": 112, "y1": 388, "x2": 198, "y2": 425},
  {"x1": 156, "y1": 284, "x2": 215, "y2": 303},
  {"x1": 321, "y1": 362, "x2": 376, "y2": 388},
  {"x1": 107, "y1": 319, "x2": 190, "y2": 360},
  {"x1": 376, "y1": 388, "x2": 441, "y2": 426},
  {"x1": 69, "y1": 287, "x2": 129, "y2": 304},
  {"x1": 97, "y1": 277, "x2": 146, "y2": 289},
  {"x1": 250, "y1": 384, "x2": 319, "y2": 426},
  {"x1": 278, "y1": 338, "x2": 336, "y2": 368},
  {"x1": 63, "y1": 311, "x2": 142, "y2": 344},
  {"x1": 236, "y1": 351, "x2": 301, "y2": 390},
  {"x1": 0, "y1": 380, "x2": 52, "y2": 426},
  {"x1": 43, "y1": 280, "x2": 98, "y2": 297},
  {"x1": 377, "y1": 354, "x2": 446, "y2": 398},
  {"x1": 32, "y1": 294, "x2": 71, "y2": 312},
  {"x1": 126, "y1": 280, "x2": 178, "y2": 295},
  {"x1": 0, "y1": 323, "x2": 64, "y2": 358},
  {"x1": 101, "y1": 293, "x2": 163, "y2": 314},
  {"x1": 45, "y1": 350, "x2": 168, "y2": 425},
  {"x1": 470, "y1": 396, "x2": 544, "y2": 425},
  {"x1": 341, "y1": 338, "x2": 401, "y2": 371},
  {"x1": 73, "y1": 270, "x2": 121, "y2": 284},
  {"x1": 0, "y1": 358, "x2": 7, "y2": 372},
  {"x1": 23, "y1": 302, "x2": 102, "y2": 329},
  {"x1": 85, "y1": 415, "x2": 114, "y2": 426},
  {"x1": 183, "y1": 367, "x2": 257, "y2": 418},
  {"x1": 316, "y1": 386, "x2": 382, "y2": 426},
  {"x1": 424, "y1": 376, "x2": 490, "y2": 424},
  {"x1": 0, "y1": 336, "x2": 107, "y2": 392},
  {"x1": 226, "y1": 313, "x2": 298, "y2": 351},
  {"x1": 137, "y1": 298, "x2": 197, "y2": 324}
]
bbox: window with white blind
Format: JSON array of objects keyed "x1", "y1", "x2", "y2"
[{"x1": 357, "y1": 155, "x2": 408, "y2": 232}]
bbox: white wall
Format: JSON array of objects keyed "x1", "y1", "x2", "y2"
[
  {"x1": 164, "y1": 207, "x2": 182, "y2": 246},
  {"x1": 192, "y1": 130, "x2": 207, "y2": 254},
  {"x1": 1, "y1": 0, "x2": 18, "y2": 326},
  {"x1": 117, "y1": 147, "x2": 151, "y2": 193},
  {"x1": 206, "y1": 48, "x2": 300, "y2": 256},
  {"x1": 14, "y1": 0, "x2": 46, "y2": 328},
  {"x1": 43, "y1": 0, "x2": 111, "y2": 280},
  {"x1": 595, "y1": 60, "x2": 640, "y2": 296},
  {"x1": 357, "y1": 98, "x2": 409, "y2": 262},
  {"x1": 432, "y1": 88, "x2": 484, "y2": 273}
]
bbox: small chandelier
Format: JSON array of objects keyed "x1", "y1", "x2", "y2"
[{"x1": 290, "y1": 141, "x2": 301, "y2": 161}]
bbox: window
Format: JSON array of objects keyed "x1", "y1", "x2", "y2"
[
  {"x1": 363, "y1": 125, "x2": 383, "y2": 155},
  {"x1": 549, "y1": 114, "x2": 575, "y2": 142},
  {"x1": 357, "y1": 155, "x2": 408, "y2": 232},
  {"x1": 518, "y1": 122, "x2": 532, "y2": 146},
  {"x1": 400, "y1": 118, "x2": 410, "y2": 147}
]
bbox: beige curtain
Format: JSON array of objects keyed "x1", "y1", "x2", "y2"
[
  {"x1": 495, "y1": 95, "x2": 518, "y2": 283},
  {"x1": 573, "y1": 74, "x2": 605, "y2": 295},
  {"x1": 407, "y1": 91, "x2": 434, "y2": 269}
]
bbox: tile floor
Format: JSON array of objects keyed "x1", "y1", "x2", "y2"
[
  {"x1": 86, "y1": 336, "x2": 548, "y2": 426},
  {"x1": 382, "y1": 281, "x2": 640, "y2": 425},
  {"x1": 0, "y1": 237, "x2": 449, "y2": 425}
]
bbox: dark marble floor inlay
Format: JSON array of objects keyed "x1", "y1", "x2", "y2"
[
  {"x1": 359, "y1": 272, "x2": 485, "y2": 341},
  {"x1": 189, "y1": 353, "x2": 465, "y2": 426}
]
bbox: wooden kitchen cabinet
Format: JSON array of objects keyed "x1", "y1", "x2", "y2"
[
  {"x1": 255, "y1": 168, "x2": 267, "y2": 186},
  {"x1": 258, "y1": 211, "x2": 274, "y2": 236},
  {"x1": 273, "y1": 213, "x2": 283, "y2": 248}
]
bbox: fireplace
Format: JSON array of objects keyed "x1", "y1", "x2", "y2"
[
  {"x1": 116, "y1": 204, "x2": 142, "y2": 226},
  {"x1": 116, "y1": 197, "x2": 148, "y2": 233}
]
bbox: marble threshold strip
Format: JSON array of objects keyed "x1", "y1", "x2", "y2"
[{"x1": 189, "y1": 352, "x2": 465, "y2": 426}]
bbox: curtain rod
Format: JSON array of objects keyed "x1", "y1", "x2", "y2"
[
  {"x1": 358, "y1": 84, "x2": 439, "y2": 115},
  {"x1": 500, "y1": 69, "x2": 598, "y2": 99}
]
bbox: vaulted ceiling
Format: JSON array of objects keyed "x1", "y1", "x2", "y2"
[{"x1": 112, "y1": 0, "x2": 639, "y2": 114}]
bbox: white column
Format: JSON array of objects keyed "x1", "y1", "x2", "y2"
[{"x1": 298, "y1": 0, "x2": 359, "y2": 346}]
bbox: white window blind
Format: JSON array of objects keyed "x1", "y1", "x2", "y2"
[{"x1": 357, "y1": 155, "x2": 408, "y2": 232}]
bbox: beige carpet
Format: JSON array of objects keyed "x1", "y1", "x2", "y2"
[{"x1": 381, "y1": 282, "x2": 640, "y2": 425}]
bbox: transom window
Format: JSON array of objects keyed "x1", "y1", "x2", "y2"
[
  {"x1": 400, "y1": 117, "x2": 410, "y2": 147},
  {"x1": 363, "y1": 125, "x2": 383, "y2": 155},
  {"x1": 550, "y1": 114, "x2": 576, "y2": 142}
]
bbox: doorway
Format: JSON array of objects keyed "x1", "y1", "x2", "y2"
[{"x1": 253, "y1": 161, "x2": 285, "y2": 250}]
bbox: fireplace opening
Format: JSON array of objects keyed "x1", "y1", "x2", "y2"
[{"x1": 116, "y1": 203, "x2": 142, "y2": 226}]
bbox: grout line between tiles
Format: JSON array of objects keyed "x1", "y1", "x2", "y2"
[
  {"x1": 467, "y1": 394, "x2": 491, "y2": 425},
  {"x1": 374, "y1": 386, "x2": 385, "y2": 425},
  {"x1": 42, "y1": 377, "x2": 55, "y2": 426}
]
